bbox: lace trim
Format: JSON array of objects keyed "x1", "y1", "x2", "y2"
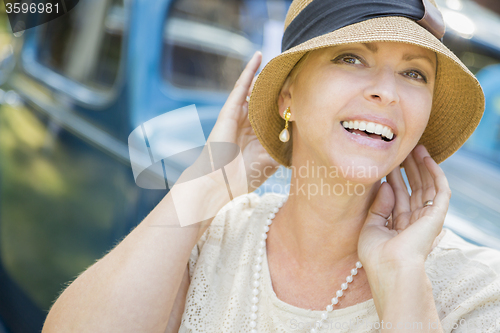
[{"x1": 181, "y1": 192, "x2": 500, "y2": 333}]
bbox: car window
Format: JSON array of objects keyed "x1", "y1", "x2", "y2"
[
  {"x1": 35, "y1": 0, "x2": 125, "y2": 91},
  {"x1": 161, "y1": 0, "x2": 291, "y2": 92}
]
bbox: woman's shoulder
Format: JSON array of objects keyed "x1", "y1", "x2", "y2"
[
  {"x1": 429, "y1": 227, "x2": 500, "y2": 275},
  {"x1": 208, "y1": 192, "x2": 286, "y2": 236},
  {"x1": 182, "y1": 192, "x2": 288, "y2": 332},
  {"x1": 188, "y1": 192, "x2": 286, "y2": 277},
  {"x1": 426, "y1": 227, "x2": 500, "y2": 329}
]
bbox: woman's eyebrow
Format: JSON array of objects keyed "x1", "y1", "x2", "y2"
[
  {"x1": 361, "y1": 43, "x2": 378, "y2": 53},
  {"x1": 402, "y1": 54, "x2": 436, "y2": 68},
  {"x1": 356, "y1": 43, "x2": 435, "y2": 68}
]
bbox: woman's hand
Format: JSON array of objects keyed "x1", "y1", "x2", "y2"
[
  {"x1": 206, "y1": 51, "x2": 280, "y2": 192},
  {"x1": 358, "y1": 144, "x2": 450, "y2": 273}
]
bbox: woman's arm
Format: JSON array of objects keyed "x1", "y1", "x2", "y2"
[
  {"x1": 41, "y1": 171, "x2": 228, "y2": 333},
  {"x1": 359, "y1": 145, "x2": 450, "y2": 332},
  {"x1": 42, "y1": 51, "x2": 272, "y2": 333}
]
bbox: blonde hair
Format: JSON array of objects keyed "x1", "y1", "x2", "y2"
[{"x1": 289, "y1": 51, "x2": 312, "y2": 83}]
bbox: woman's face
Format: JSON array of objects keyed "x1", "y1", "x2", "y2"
[{"x1": 280, "y1": 41, "x2": 437, "y2": 184}]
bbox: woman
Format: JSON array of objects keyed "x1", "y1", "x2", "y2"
[{"x1": 42, "y1": 0, "x2": 500, "y2": 332}]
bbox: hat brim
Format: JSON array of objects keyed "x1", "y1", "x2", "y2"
[{"x1": 248, "y1": 16, "x2": 485, "y2": 168}]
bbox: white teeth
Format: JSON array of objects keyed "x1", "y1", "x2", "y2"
[
  {"x1": 359, "y1": 121, "x2": 366, "y2": 131},
  {"x1": 382, "y1": 126, "x2": 394, "y2": 140},
  {"x1": 342, "y1": 120, "x2": 394, "y2": 140},
  {"x1": 365, "y1": 122, "x2": 375, "y2": 133}
]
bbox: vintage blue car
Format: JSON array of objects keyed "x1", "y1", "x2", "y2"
[{"x1": 0, "y1": 0, "x2": 498, "y2": 331}]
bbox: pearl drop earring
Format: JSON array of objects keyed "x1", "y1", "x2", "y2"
[{"x1": 279, "y1": 107, "x2": 291, "y2": 142}]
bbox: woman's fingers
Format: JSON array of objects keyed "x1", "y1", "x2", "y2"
[
  {"x1": 366, "y1": 181, "x2": 395, "y2": 228},
  {"x1": 386, "y1": 167, "x2": 411, "y2": 224},
  {"x1": 242, "y1": 74, "x2": 260, "y2": 116},
  {"x1": 224, "y1": 51, "x2": 262, "y2": 110},
  {"x1": 414, "y1": 145, "x2": 436, "y2": 204},
  {"x1": 247, "y1": 74, "x2": 259, "y2": 100},
  {"x1": 208, "y1": 51, "x2": 261, "y2": 144},
  {"x1": 403, "y1": 148, "x2": 423, "y2": 211},
  {"x1": 423, "y1": 156, "x2": 451, "y2": 222}
]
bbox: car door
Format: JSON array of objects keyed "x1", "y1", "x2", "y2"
[
  {"x1": 0, "y1": 0, "x2": 292, "y2": 331},
  {"x1": 0, "y1": 0, "x2": 135, "y2": 331}
]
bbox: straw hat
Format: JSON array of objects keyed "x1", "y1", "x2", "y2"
[{"x1": 248, "y1": 0, "x2": 485, "y2": 168}]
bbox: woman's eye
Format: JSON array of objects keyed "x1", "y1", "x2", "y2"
[
  {"x1": 342, "y1": 56, "x2": 361, "y2": 64},
  {"x1": 333, "y1": 54, "x2": 363, "y2": 65},
  {"x1": 404, "y1": 70, "x2": 427, "y2": 83}
]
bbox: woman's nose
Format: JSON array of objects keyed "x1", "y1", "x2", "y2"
[{"x1": 363, "y1": 67, "x2": 400, "y2": 107}]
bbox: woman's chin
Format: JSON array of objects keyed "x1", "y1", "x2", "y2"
[{"x1": 326, "y1": 155, "x2": 391, "y2": 184}]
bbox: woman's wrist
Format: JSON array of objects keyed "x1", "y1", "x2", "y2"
[
  {"x1": 170, "y1": 159, "x2": 235, "y2": 228},
  {"x1": 363, "y1": 255, "x2": 424, "y2": 300}
]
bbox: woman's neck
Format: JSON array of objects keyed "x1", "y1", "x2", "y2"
[{"x1": 271, "y1": 175, "x2": 382, "y2": 271}]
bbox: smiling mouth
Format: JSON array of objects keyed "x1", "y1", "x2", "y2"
[{"x1": 341, "y1": 121, "x2": 396, "y2": 142}]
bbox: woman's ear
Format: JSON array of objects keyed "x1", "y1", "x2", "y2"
[{"x1": 278, "y1": 76, "x2": 294, "y2": 121}]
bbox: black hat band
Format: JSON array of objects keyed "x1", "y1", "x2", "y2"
[{"x1": 282, "y1": 0, "x2": 445, "y2": 52}]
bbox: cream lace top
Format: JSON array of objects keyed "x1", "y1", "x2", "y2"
[{"x1": 179, "y1": 192, "x2": 500, "y2": 332}]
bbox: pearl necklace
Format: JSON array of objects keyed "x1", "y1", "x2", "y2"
[{"x1": 249, "y1": 195, "x2": 363, "y2": 333}]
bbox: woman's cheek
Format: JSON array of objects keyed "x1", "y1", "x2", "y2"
[{"x1": 403, "y1": 92, "x2": 433, "y2": 136}]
